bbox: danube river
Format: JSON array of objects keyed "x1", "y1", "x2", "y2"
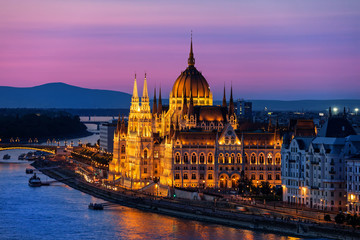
[{"x1": 0, "y1": 140, "x2": 301, "y2": 239}]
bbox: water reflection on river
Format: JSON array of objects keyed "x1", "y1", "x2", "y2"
[{"x1": 0, "y1": 150, "x2": 301, "y2": 240}]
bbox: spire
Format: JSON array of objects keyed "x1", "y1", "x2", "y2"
[
  {"x1": 116, "y1": 114, "x2": 121, "y2": 134},
  {"x1": 222, "y1": 84, "x2": 227, "y2": 107},
  {"x1": 152, "y1": 87, "x2": 157, "y2": 115},
  {"x1": 157, "y1": 87, "x2": 163, "y2": 114},
  {"x1": 132, "y1": 74, "x2": 139, "y2": 99},
  {"x1": 188, "y1": 31, "x2": 195, "y2": 67},
  {"x1": 120, "y1": 115, "x2": 126, "y2": 134},
  {"x1": 329, "y1": 107, "x2": 332, "y2": 117},
  {"x1": 142, "y1": 73, "x2": 149, "y2": 100},
  {"x1": 343, "y1": 107, "x2": 347, "y2": 118},
  {"x1": 182, "y1": 88, "x2": 188, "y2": 116},
  {"x1": 188, "y1": 87, "x2": 194, "y2": 117},
  {"x1": 229, "y1": 84, "x2": 234, "y2": 115},
  {"x1": 175, "y1": 116, "x2": 180, "y2": 131}
]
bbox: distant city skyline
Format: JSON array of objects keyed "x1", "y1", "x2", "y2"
[{"x1": 0, "y1": 0, "x2": 359, "y2": 100}]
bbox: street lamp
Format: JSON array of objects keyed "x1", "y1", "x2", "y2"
[
  {"x1": 333, "y1": 107, "x2": 338, "y2": 115},
  {"x1": 355, "y1": 108, "x2": 359, "y2": 115}
]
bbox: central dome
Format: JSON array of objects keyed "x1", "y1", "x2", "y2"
[
  {"x1": 171, "y1": 66, "x2": 211, "y2": 98},
  {"x1": 170, "y1": 38, "x2": 211, "y2": 99}
]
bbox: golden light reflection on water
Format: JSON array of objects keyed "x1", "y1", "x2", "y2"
[{"x1": 105, "y1": 206, "x2": 300, "y2": 240}]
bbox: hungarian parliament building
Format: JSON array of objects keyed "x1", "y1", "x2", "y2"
[{"x1": 108, "y1": 39, "x2": 283, "y2": 190}]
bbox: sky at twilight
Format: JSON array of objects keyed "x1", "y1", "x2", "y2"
[{"x1": 0, "y1": 0, "x2": 359, "y2": 100}]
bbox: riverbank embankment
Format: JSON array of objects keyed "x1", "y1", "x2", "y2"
[{"x1": 32, "y1": 161, "x2": 360, "y2": 240}]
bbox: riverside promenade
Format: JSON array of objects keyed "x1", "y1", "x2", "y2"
[{"x1": 32, "y1": 159, "x2": 360, "y2": 240}]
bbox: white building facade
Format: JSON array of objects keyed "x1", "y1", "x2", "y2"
[{"x1": 282, "y1": 117, "x2": 359, "y2": 212}]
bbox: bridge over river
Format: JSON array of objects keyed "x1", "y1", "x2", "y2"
[{"x1": 0, "y1": 143, "x2": 58, "y2": 154}]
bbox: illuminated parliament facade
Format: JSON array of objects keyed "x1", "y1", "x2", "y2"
[{"x1": 109, "y1": 39, "x2": 282, "y2": 190}]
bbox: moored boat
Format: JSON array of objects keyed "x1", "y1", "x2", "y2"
[
  {"x1": 18, "y1": 154, "x2": 26, "y2": 160},
  {"x1": 28, "y1": 173, "x2": 42, "y2": 187},
  {"x1": 25, "y1": 168, "x2": 34, "y2": 174},
  {"x1": 3, "y1": 154, "x2": 11, "y2": 160},
  {"x1": 88, "y1": 203, "x2": 104, "y2": 210}
]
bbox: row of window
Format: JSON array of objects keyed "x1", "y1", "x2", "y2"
[
  {"x1": 175, "y1": 166, "x2": 213, "y2": 170},
  {"x1": 175, "y1": 173, "x2": 213, "y2": 180},
  {"x1": 175, "y1": 152, "x2": 214, "y2": 164},
  {"x1": 247, "y1": 153, "x2": 281, "y2": 165},
  {"x1": 250, "y1": 173, "x2": 280, "y2": 181},
  {"x1": 174, "y1": 152, "x2": 281, "y2": 165}
]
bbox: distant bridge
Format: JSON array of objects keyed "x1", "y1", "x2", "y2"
[
  {"x1": 81, "y1": 121, "x2": 110, "y2": 130},
  {"x1": 0, "y1": 144, "x2": 57, "y2": 154}
]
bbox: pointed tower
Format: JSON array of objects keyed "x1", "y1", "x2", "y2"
[
  {"x1": 152, "y1": 87, "x2": 157, "y2": 116},
  {"x1": 130, "y1": 74, "x2": 140, "y2": 113},
  {"x1": 142, "y1": 73, "x2": 149, "y2": 101},
  {"x1": 329, "y1": 107, "x2": 332, "y2": 117},
  {"x1": 222, "y1": 84, "x2": 227, "y2": 108},
  {"x1": 115, "y1": 114, "x2": 121, "y2": 135},
  {"x1": 188, "y1": 32, "x2": 195, "y2": 67},
  {"x1": 188, "y1": 87, "x2": 194, "y2": 117},
  {"x1": 182, "y1": 88, "x2": 188, "y2": 116},
  {"x1": 141, "y1": 73, "x2": 150, "y2": 113},
  {"x1": 228, "y1": 85, "x2": 234, "y2": 115},
  {"x1": 158, "y1": 87, "x2": 163, "y2": 115},
  {"x1": 120, "y1": 115, "x2": 127, "y2": 134}
]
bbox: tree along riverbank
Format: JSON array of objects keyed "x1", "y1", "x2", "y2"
[
  {"x1": 31, "y1": 160, "x2": 360, "y2": 240},
  {"x1": 0, "y1": 111, "x2": 90, "y2": 142}
]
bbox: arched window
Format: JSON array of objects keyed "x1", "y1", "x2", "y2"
[
  {"x1": 268, "y1": 174, "x2": 272, "y2": 180},
  {"x1": 259, "y1": 174, "x2": 264, "y2": 180},
  {"x1": 191, "y1": 153, "x2": 197, "y2": 164},
  {"x1": 121, "y1": 145, "x2": 125, "y2": 154},
  {"x1": 184, "y1": 153, "x2": 189, "y2": 164},
  {"x1": 225, "y1": 153, "x2": 229, "y2": 164},
  {"x1": 251, "y1": 154, "x2": 256, "y2": 164},
  {"x1": 208, "y1": 153, "x2": 213, "y2": 164},
  {"x1": 236, "y1": 154, "x2": 241, "y2": 164},
  {"x1": 275, "y1": 154, "x2": 281, "y2": 165},
  {"x1": 144, "y1": 149, "x2": 148, "y2": 159},
  {"x1": 267, "y1": 153, "x2": 273, "y2": 164},
  {"x1": 175, "y1": 153, "x2": 180, "y2": 163},
  {"x1": 144, "y1": 126, "x2": 148, "y2": 137},
  {"x1": 231, "y1": 154, "x2": 235, "y2": 164},
  {"x1": 225, "y1": 137, "x2": 229, "y2": 145},
  {"x1": 199, "y1": 153, "x2": 205, "y2": 164},
  {"x1": 259, "y1": 154, "x2": 264, "y2": 164},
  {"x1": 231, "y1": 137, "x2": 235, "y2": 145},
  {"x1": 219, "y1": 154, "x2": 224, "y2": 164},
  {"x1": 244, "y1": 154, "x2": 248, "y2": 163}
]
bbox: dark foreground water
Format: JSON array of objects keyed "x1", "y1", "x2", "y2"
[{"x1": 0, "y1": 150, "x2": 301, "y2": 240}]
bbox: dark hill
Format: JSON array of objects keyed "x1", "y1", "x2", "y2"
[
  {"x1": 1, "y1": 83, "x2": 359, "y2": 111},
  {"x1": 0, "y1": 83, "x2": 131, "y2": 108}
]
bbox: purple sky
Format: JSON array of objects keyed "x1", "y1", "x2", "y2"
[{"x1": 0, "y1": 0, "x2": 359, "y2": 100}]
